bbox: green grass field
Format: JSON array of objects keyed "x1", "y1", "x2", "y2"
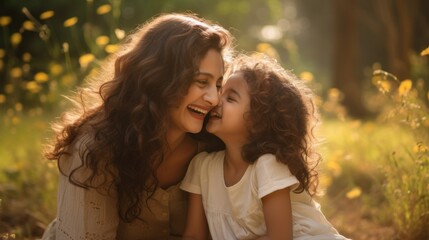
[{"x1": 1, "y1": 112, "x2": 428, "y2": 239}]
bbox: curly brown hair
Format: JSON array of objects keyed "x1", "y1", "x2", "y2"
[
  {"x1": 45, "y1": 13, "x2": 233, "y2": 222},
  {"x1": 229, "y1": 54, "x2": 320, "y2": 195}
]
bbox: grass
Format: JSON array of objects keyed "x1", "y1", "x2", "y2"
[
  {"x1": 1, "y1": 112, "x2": 427, "y2": 239},
  {"x1": 0, "y1": 114, "x2": 58, "y2": 238}
]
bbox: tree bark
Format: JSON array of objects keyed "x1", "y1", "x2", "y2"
[{"x1": 333, "y1": 0, "x2": 369, "y2": 118}]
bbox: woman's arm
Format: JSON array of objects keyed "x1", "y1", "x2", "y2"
[
  {"x1": 256, "y1": 187, "x2": 293, "y2": 240},
  {"x1": 183, "y1": 193, "x2": 210, "y2": 240}
]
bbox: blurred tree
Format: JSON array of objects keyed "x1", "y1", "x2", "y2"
[
  {"x1": 332, "y1": 0, "x2": 429, "y2": 118},
  {"x1": 333, "y1": 0, "x2": 369, "y2": 117}
]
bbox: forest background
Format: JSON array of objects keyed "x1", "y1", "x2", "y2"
[{"x1": 0, "y1": 0, "x2": 428, "y2": 239}]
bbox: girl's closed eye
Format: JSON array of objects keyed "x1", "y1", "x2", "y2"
[{"x1": 226, "y1": 95, "x2": 236, "y2": 102}]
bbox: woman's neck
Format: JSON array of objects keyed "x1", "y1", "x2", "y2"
[
  {"x1": 166, "y1": 129, "x2": 187, "y2": 153},
  {"x1": 157, "y1": 130, "x2": 197, "y2": 189}
]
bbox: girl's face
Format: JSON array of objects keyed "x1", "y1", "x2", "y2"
[
  {"x1": 169, "y1": 49, "x2": 224, "y2": 134},
  {"x1": 207, "y1": 72, "x2": 250, "y2": 143}
]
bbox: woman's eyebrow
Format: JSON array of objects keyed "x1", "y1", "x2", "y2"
[{"x1": 195, "y1": 71, "x2": 223, "y2": 81}]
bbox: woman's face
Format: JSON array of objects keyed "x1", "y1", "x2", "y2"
[
  {"x1": 169, "y1": 49, "x2": 224, "y2": 134},
  {"x1": 206, "y1": 72, "x2": 250, "y2": 144}
]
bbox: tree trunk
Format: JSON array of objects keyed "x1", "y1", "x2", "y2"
[{"x1": 333, "y1": 0, "x2": 369, "y2": 118}]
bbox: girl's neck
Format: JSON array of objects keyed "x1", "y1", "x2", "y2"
[
  {"x1": 224, "y1": 146, "x2": 246, "y2": 168},
  {"x1": 223, "y1": 143, "x2": 249, "y2": 187}
]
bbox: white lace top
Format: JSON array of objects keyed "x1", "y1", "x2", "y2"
[{"x1": 42, "y1": 136, "x2": 187, "y2": 240}]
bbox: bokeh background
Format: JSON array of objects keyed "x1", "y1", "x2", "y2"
[{"x1": 1, "y1": 0, "x2": 428, "y2": 239}]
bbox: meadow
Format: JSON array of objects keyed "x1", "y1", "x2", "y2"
[{"x1": 1, "y1": 3, "x2": 429, "y2": 240}]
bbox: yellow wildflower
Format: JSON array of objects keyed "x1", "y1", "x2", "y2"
[
  {"x1": 12, "y1": 116, "x2": 21, "y2": 125},
  {"x1": 413, "y1": 143, "x2": 428, "y2": 153},
  {"x1": 11, "y1": 33, "x2": 22, "y2": 46},
  {"x1": 15, "y1": 102, "x2": 23, "y2": 112},
  {"x1": 64, "y1": 17, "x2": 78, "y2": 27},
  {"x1": 97, "y1": 4, "x2": 112, "y2": 15},
  {"x1": 371, "y1": 75, "x2": 383, "y2": 86},
  {"x1": 398, "y1": 79, "x2": 412, "y2": 96},
  {"x1": 26, "y1": 81, "x2": 41, "y2": 93},
  {"x1": 327, "y1": 160, "x2": 342, "y2": 177},
  {"x1": 0, "y1": 94, "x2": 6, "y2": 104},
  {"x1": 105, "y1": 44, "x2": 119, "y2": 54},
  {"x1": 328, "y1": 88, "x2": 342, "y2": 101},
  {"x1": 35, "y1": 72, "x2": 49, "y2": 83},
  {"x1": 40, "y1": 10, "x2": 54, "y2": 20},
  {"x1": 256, "y1": 43, "x2": 271, "y2": 53},
  {"x1": 115, "y1": 28, "x2": 125, "y2": 40},
  {"x1": 378, "y1": 80, "x2": 391, "y2": 93},
  {"x1": 23, "y1": 20, "x2": 35, "y2": 31},
  {"x1": 49, "y1": 63, "x2": 63, "y2": 76},
  {"x1": 63, "y1": 42, "x2": 69, "y2": 53},
  {"x1": 10, "y1": 67, "x2": 22, "y2": 78},
  {"x1": 299, "y1": 71, "x2": 314, "y2": 83},
  {"x1": 96, "y1": 35, "x2": 109, "y2": 46},
  {"x1": 23, "y1": 52, "x2": 31, "y2": 62},
  {"x1": 79, "y1": 53, "x2": 95, "y2": 68},
  {"x1": 346, "y1": 187, "x2": 362, "y2": 199},
  {"x1": 0, "y1": 16, "x2": 11, "y2": 26},
  {"x1": 420, "y1": 47, "x2": 429, "y2": 56}
]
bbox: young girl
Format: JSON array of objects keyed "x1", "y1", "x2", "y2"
[{"x1": 181, "y1": 54, "x2": 349, "y2": 240}]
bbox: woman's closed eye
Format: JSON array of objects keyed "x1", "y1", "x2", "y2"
[
  {"x1": 194, "y1": 79, "x2": 208, "y2": 87},
  {"x1": 216, "y1": 82, "x2": 222, "y2": 91}
]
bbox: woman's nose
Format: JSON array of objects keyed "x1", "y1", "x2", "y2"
[{"x1": 203, "y1": 85, "x2": 220, "y2": 106}]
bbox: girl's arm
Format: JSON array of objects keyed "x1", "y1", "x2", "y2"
[
  {"x1": 183, "y1": 193, "x2": 210, "y2": 240},
  {"x1": 256, "y1": 187, "x2": 293, "y2": 240}
]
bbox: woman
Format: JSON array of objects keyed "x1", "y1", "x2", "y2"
[{"x1": 42, "y1": 12, "x2": 233, "y2": 239}]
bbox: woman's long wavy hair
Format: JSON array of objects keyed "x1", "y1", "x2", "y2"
[
  {"x1": 45, "y1": 13, "x2": 233, "y2": 222},
  {"x1": 230, "y1": 54, "x2": 320, "y2": 195}
]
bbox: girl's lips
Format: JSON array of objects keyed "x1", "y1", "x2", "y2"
[{"x1": 210, "y1": 111, "x2": 222, "y2": 119}]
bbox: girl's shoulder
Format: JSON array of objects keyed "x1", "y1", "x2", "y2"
[
  {"x1": 195, "y1": 150, "x2": 225, "y2": 161},
  {"x1": 254, "y1": 153, "x2": 280, "y2": 168},
  {"x1": 191, "y1": 150, "x2": 225, "y2": 167}
]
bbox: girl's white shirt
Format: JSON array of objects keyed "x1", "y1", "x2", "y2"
[{"x1": 181, "y1": 151, "x2": 350, "y2": 240}]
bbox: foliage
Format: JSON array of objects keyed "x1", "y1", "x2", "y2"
[
  {"x1": 372, "y1": 64, "x2": 429, "y2": 239},
  {"x1": 1, "y1": 0, "x2": 429, "y2": 239}
]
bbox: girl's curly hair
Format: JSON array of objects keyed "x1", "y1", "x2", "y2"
[
  {"x1": 45, "y1": 13, "x2": 233, "y2": 222},
  {"x1": 230, "y1": 54, "x2": 321, "y2": 195}
]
